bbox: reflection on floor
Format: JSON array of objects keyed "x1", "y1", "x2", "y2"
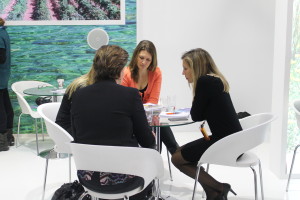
[{"x1": 0, "y1": 132, "x2": 300, "y2": 200}]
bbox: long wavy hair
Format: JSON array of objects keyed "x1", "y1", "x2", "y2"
[
  {"x1": 181, "y1": 48, "x2": 229, "y2": 96},
  {"x1": 66, "y1": 45, "x2": 128, "y2": 98},
  {"x1": 128, "y1": 40, "x2": 158, "y2": 83}
]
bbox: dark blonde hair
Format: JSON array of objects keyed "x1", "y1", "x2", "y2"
[
  {"x1": 66, "y1": 45, "x2": 128, "y2": 98},
  {"x1": 181, "y1": 48, "x2": 229, "y2": 96},
  {"x1": 92, "y1": 45, "x2": 128, "y2": 81},
  {"x1": 129, "y1": 40, "x2": 158, "y2": 82},
  {"x1": 0, "y1": 18, "x2": 5, "y2": 26}
]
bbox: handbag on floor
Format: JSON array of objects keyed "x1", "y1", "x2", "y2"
[
  {"x1": 35, "y1": 96, "x2": 52, "y2": 105},
  {"x1": 51, "y1": 180, "x2": 91, "y2": 200}
]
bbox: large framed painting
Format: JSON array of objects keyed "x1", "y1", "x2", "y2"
[
  {"x1": 6, "y1": 0, "x2": 136, "y2": 133},
  {"x1": 0, "y1": 0, "x2": 125, "y2": 25}
]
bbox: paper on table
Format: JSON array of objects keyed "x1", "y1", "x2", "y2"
[
  {"x1": 160, "y1": 108, "x2": 190, "y2": 119},
  {"x1": 143, "y1": 103, "x2": 163, "y2": 115}
]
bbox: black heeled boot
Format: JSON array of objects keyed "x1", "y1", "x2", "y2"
[
  {"x1": 0, "y1": 132, "x2": 9, "y2": 151},
  {"x1": 7, "y1": 128, "x2": 15, "y2": 146},
  {"x1": 220, "y1": 183, "x2": 237, "y2": 200}
]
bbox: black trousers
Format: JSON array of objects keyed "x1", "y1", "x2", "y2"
[
  {"x1": 159, "y1": 126, "x2": 178, "y2": 154},
  {"x1": 0, "y1": 88, "x2": 14, "y2": 133}
]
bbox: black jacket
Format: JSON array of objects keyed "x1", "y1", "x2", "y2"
[{"x1": 70, "y1": 80, "x2": 155, "y2": 148}]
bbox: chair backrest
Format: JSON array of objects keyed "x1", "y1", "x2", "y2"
[
  {"x1": 70, "y1": 143, "x2": 164, "y2": 197},
  {"x1": 293, "y1": 99, "x2": 300, "y2": 129},
  {"x1": 13, "y1": 91, "x2": 33, "y2": 115},
  {"x1": 11, "y1": 81, "x2": 53, "y2": 115},
  {"x1": 37, "y1": 102, "x2": 73, "y2": 153},
  {"x1": 199, "y1": 113, "x2": 276, "y2": 167},
  {"x1": 11, "y1": 81, "x2": 52, "y2": 96}
]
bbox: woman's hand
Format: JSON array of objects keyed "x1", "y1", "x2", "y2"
[{"x1": 152, "y1": 131, "x2": 156, "y2": 138}]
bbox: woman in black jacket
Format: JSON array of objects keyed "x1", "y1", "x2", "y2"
[
  {"x1": 172, "y1": 48, "x2": 242, "y2": 200},
  {"x1": 57, "y1": 45, "x2": 155, "y2": 200}
]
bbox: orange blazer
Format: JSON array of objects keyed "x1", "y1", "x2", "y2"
[{"x1": 121, "y1": 66, "x2": 162, "y2": 104}]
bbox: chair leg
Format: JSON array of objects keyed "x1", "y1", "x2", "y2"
[
  {"x1": 156, "y1": 127, "x2": 160, "y2": 152},
  {"x1": 286, "y1": 144, "x2": 300, "y2": 192},
  {"x1": 68, "y1": 154, "x2": 72, "y2": 182},
  {"x1": 166, "y1": 148, "x2": 173, "y2": 181},
  {"x1": 16, "y1": 113, "x2": 23, "y2": 147},
  {"x1": 154, "y1": 177, "x2": 162, "y2": 200},
  {"x1": 149, "y1": 178, "x2": 160, "y2": 200},
  {"x1": 35, "y1": 118, "x2": 40, "y2": 156},
  {"x1": 206, "y1": 163, "x2": 210, "y2": 172},
  {"x1": 258, "y1": 160, "x2": 264, "y2": 200},
  {"x1": 192, "y1": 164, "x2": 201, "y2": 200},
  {"x1": 250, "y1": 166, "x2": 258, "y2": 200},
  {"x1": 151, "y1": 180, "x2": 156, "y2": 199},
  {"x1": 40, "y1": 118, "x2": 44, "y2": 141},
  {"x1": 42, "y1": 152, "x2": 50, "y2": 200}
]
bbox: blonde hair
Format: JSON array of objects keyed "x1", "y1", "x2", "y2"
[
  {"x1": 128, "y1": 40, "x2": 158, "y2": 83},
  {"x1": 65, "y1": 68, "x2": 95, "y2": 99},
  {"x1": 181, "y1": 48, "x2": 229, "y2": 96},
  {"x1": 66, "y1": 45, "x2": 128, "y2": 98}
]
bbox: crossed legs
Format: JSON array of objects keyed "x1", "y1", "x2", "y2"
[{"x1": 171, "y1": 148, "x2": 224, "y2": 200}]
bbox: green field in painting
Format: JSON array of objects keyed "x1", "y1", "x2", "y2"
[{"x1": 8, "y1": 0, "x2": 136, "y2": 134}]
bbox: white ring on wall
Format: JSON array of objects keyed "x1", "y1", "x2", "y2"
[{"x1": 87, "y1": 28, "x2": 109, "y2": 50}]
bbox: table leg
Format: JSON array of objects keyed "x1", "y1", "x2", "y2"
[
  {"x1": 52, "y1": 96, "x2": 57, "y2": 102},
  {"x1": 153, "y1": 126, "x2": 161, "y2": 152}
]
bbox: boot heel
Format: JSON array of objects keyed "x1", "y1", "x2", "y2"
[
  {"x1": 222, "y1": 183, "x2": 237, "y2": 200},
  {"x1": 229, "y1": 188, "x2": 237, "y2": 196}
]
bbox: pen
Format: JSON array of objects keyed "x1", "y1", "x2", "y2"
[{"x1": 166, "y1": 112, "x2": 176, "y2": 115}]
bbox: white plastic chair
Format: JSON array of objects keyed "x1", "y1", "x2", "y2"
[
  {"x1": 70, "y1": 143, "x2": 164, "y2": 200},
  {"x1": 286, "y1": 100, "x2": 300, "y2": 192},
  {"x1": 192, "y1": 113, "x2": 276, "y2": 200},
  {"x1": 37, "y1": 102, "x2": 74, "y2": 200},
  {"x1": 11, "y1": 80, "x2": 53, "y2": 155}
]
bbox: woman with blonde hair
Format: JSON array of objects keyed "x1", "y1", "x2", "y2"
[
  {"x1": 172, "y1": 48, "x2": 242, "y2": 200},
  {"x1": 58, "y1": 45, "x2": 155, "y2": 199},
  {"x1": 56, "y1": 47, "x2": 125, "y2": 133}
]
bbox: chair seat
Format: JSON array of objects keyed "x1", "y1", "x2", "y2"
[
  {"x1": 79, "y1": 175, "x2": 144, "y2": 194},
  {"x1": 236, "y1": 152, "x2": 260, "y2": 167}
]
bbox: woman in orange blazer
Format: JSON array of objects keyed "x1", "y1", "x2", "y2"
[{"x1": 121, "y1": 40, "x2": 179, "y2": 154}]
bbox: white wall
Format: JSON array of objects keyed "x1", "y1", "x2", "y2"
[{"x1": 137, "y1": 0, "x2": 276, "y2": 132}]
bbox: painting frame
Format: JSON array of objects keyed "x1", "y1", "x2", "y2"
[{"x1": 1, "y1": 0, "x2": 125, "y2": 26}]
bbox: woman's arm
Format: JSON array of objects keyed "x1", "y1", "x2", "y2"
[
  {"x1": 131, "y1": 90, "x2": 156, "y2": 148},
  {"x1": 145, "y1": 67, "x2": 162, "y2": 104},
  {"x1": 55, "y1": 94, "x2": 73, "y2": 134},
  {"x1": 190, "y1": 77, "x2": 210, "y2": 121},
  {"x1": 120, "y1": 67, "x2": 132, "y2": 87}
]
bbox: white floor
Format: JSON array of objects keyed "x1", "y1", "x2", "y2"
[{"x1": 1, "y1": 131, "x2": 300, "y2": 200}]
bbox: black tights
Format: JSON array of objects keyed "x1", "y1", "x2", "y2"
[{"x1": 171, "y1": 149, "x2": 223, "y2": 200}]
